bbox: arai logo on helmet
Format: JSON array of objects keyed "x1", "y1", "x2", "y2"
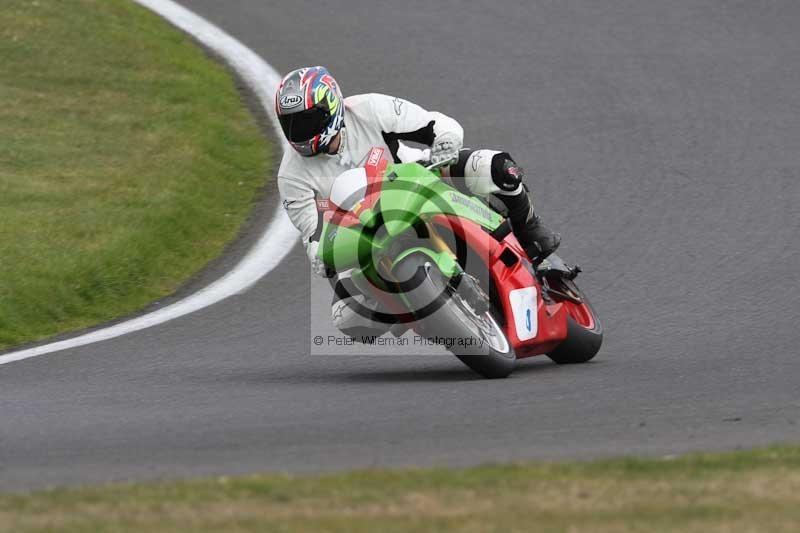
[{"x1": 279, "y1": 94, "x2": 302, "y2": 109}]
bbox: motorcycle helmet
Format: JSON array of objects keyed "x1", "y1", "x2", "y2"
[{"x1": 275, "y1": 66, "x2": 344, "y2": 157}]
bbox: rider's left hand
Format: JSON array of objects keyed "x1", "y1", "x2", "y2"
[
  {"x1": 430, "y1": 131, "x2": 462, "y2": 167},
  {"x1": 307, "y1": 240, "x2": 335, "y2": 278}
]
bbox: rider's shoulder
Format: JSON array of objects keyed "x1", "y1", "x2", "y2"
[
  {"x1": 345, "y1": 93, "x2": 397, "y2": 113},
  {"x1": 277, "y1": 148, "x2": 333, "y2": 184},
  {"x1": 277, "y1": 150, "x2": 310, "y2": 181}
]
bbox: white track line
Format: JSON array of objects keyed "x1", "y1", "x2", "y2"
[{"x1": 0, "y1": 0, "x2": 299, "y2": 366}]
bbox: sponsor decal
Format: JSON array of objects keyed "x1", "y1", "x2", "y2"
[
  {"x1": 509, "y1": 287, "x2": 538, "y2": 341},
  {"x1": 366, "y1": 147, "x2": 385, "y2": 167},
  {"x1": 448, "y1": 192, "x2": 493, "y2": 220},
  {"x1": 279, "y1": 94, "x2": 303, "y2": 109}
]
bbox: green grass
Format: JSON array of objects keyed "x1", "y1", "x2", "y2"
[
  {"x1": 1, "y1": 447, "x2": 799, "y2": 532},
  {"x1": 0, "y1": 0, "x2": 270, "y2": 349}
]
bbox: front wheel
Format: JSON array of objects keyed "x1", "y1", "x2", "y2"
[
  {"x1": 392, "y1": 254, "x2": 516, "y2": 379},
  {"x1": 547, "y1": 297, "x2": 603, "y2": 364}
]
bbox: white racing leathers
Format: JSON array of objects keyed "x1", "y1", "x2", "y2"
[{"x1": 277, "y1": 93, "x2": 513, "y2": 337}]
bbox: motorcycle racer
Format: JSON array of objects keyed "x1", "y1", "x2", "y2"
[{"x1": 276, "y1": 66, "x2": 560, "y2": 338}]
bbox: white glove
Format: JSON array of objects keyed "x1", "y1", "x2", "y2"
[
  {"x1": 430, "y1": 130, "x2": 462, "y2": 167},
  {"x1": 306, "y1": 240, "x2": 334, "y2": 278}
]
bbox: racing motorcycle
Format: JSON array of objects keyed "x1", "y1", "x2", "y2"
[{"x1": 317, "y1": 145, "x2": 602, "y2": 378}]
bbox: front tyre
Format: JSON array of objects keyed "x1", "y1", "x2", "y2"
[
  {"x1": 547, "y1": 297, "x2": 603, "y2": 364},
  {"x1": 392, "y1": 254, "x2": 516, "y2": 379}
]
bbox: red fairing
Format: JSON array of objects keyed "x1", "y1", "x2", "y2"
[
  {"x1": 323, "y1": 208, "x2": 361, "y2": 228},
  {"x1": 360, "y1": 147, "x2": 388, "y2": 211},
  {"x1": 322, "y1": 147, "x2": 388, "y2": 227},
  {"x1": 430, "y1": 215, "x2": 569, "y2": 358}
]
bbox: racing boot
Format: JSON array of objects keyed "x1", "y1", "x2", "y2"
[{"x1": 495, "y1": 187, "x2": 561, "y2": 264}]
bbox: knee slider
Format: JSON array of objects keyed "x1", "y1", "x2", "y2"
[{"x1": 491, "y1": 153, "x2": 525, "y2": 193}]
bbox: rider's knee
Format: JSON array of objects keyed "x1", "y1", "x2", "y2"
[
  {"x1": 490, "y1": 152, "x2": 525, "y2": 195},
  {"x1": 452, "y1": 149, "x2": 524, "y2": 196}
]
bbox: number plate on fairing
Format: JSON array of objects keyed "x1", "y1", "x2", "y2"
[{"x1": 509, "y1": 287, "x2": 538, "y2": 341}]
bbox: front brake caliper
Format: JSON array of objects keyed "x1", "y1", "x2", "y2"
[{"x1": 452, "y1": 272, "x2": 490, "y2": 315}]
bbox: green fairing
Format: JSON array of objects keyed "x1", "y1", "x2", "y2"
[
  {"x1": 318, "y1": 161, "x2": 504, "y2": 277},
  {"x1": 393, "y1": 247, "x2": 461, "y2": 278}
]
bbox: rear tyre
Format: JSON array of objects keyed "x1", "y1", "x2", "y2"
[
  {"x1": 393, "y1": 254, "x2": 516, "y2": 379},
  {"x1": 547, "y1": 298, "x2": 603, "y2": 364}
]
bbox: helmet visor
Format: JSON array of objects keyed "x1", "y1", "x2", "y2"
[{"x1": 279, "y1": 105, "x2": 330, "y2": 143}]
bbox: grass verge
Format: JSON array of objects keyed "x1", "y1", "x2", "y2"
[
  {"x1": 1, "y1": 447, "x2": 799, "y2": 532},
  {"x1": 0, "y1": 0, "x2": 270, "y2": 349}
]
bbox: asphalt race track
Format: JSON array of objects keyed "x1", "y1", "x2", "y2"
[{"x1": 2, "y1": 0, "x2": 799, "y2": 490}]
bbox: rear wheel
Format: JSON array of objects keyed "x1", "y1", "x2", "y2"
[
  {"x1": 392, "y1": 253, "x2": 516, "y2": 379},
  {"x1": 547, "y1": 297, "x2": 603, "y2": 364}
]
